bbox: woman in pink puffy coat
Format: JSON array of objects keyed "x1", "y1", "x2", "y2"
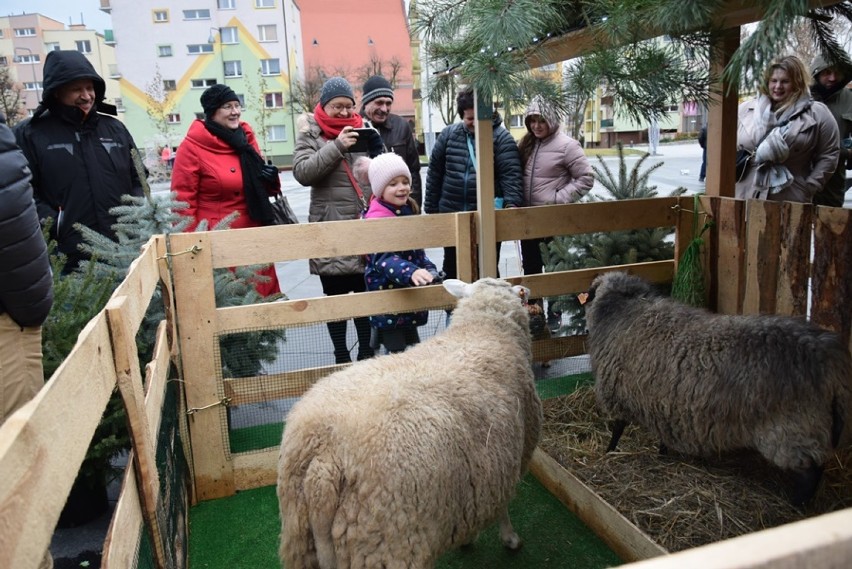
[{"x1": 517, "y1": 96, "x2": 593, "y2": 330}]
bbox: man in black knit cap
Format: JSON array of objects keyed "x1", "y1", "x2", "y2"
[{"x1": 359, "y1": 75, "x2": 423, "y2": 207}]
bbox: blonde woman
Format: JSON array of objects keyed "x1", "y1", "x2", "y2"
[{"x1": 736, "y1": 55, "x2": 839, "y2": 202}]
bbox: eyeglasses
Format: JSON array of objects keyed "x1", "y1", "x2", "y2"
[
  {"x1": 329, "y1": 103, "x2": 354, "y2": 113},
  {"x1": 219, "y1": 103, "x2": 242, "y2": 112}
]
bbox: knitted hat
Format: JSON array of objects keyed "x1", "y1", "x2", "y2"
[
  {"x1": 320, "y1": 76, "x2": 355, "y2": 107},
  {"x1": 361, "y1": 75, "x2": 394, "y2": 106},
  {"x1": 201, "y1": 84, "x2": 240, "y2": 119},
  {"x1": 368, "y1": 153, "x2": 411, "y2": 198}
]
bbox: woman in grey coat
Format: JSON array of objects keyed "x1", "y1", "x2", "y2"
[
  {"x1": 292, "y1": 77, "x2": 377, "y2": 364},
  {"x1": 736, "y1": 55, "x2": 839, "y2": 202}
]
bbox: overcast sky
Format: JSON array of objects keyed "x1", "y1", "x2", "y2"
[{"x1": 3, "y1": 0, "x2": 112, "y2": 32}]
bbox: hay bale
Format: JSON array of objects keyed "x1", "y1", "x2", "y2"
[{"x1": 539, "y1": 387, "x2": 852, "y2": 552}]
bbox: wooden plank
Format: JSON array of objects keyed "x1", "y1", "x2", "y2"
[
  {"x1": 705, "y1": 28, "x2": 740, "y2": 199},
  {"x1": 533, "y1": 335, "x2": 589, "y2": 363},
  {"x1": 168, "y1": 232, "x2": 235, "y2": 501},
  {"x1": 233, "y1": 448, "x2": 278, "y2": 491},
  {"x1": 530, "y1": 449, "x2": 667, "y2": 562},
  {"x1": 456, "y1": 212, "x2": 477, "y2": 282},
  {"x1": 507, "y1": 261, "x2": 675, "y2": 299},
  {"x1": 198, "y1": 213, "x2": 460, "y2": 268},
  {"x1": 709, "y1": 197, "x2": 746, "y2": 314},
  {"x1": 525, "y1": 0, "x2": 843, "y2": 68},
  {"x1": 496, "y1": 198, "x2": 679, "y2": 242},
  {"x1": 775, "y1": 201, "x2": 812, "y2": 317},
  {"x1": 223, "y1": 365, "x2": 337, "y2": 406},
  {"x1": 106, "y1": 296, "x2": 166, "y2": 569},
  {"x1": 811, "y1": 206, "x2": 852, "y2": 350},
  {"x1": 742, "y1": 200, "x2": 781, "y2": 315},
  {"x1": 102, "y1": 453, "x2": 144, "y2": 569},
  {"x1": 216, "y1": 285, "x2": 455, "y2": 334},
  {"x1": 620, "y1": 507, "x2": 852, "y2": 569},
  {"x1": 111, "y1": 237, "x2": 162, "y2": 330},
  {"x1": 0, "y1": 315, "x2": 116, "y2": 567},
  {"x1": 145, "y1": 321, "x2": 172, "y2": 436}
]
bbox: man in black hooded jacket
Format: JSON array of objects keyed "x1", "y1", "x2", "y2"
[
  {"x1": 15, "y1": 50, "x2": 143, "y2": 270},
  {"x1": 810, "y1": 53, "x2": 852, "y2": 207}
]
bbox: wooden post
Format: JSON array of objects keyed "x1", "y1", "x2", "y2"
[
  {"x1": 167, "y1": 232, "x2": 235, "y2": 501},
  {"x1": 106, "y1": 296, "x2": 167, "y2": 569},
  {"x1": 473, "y1": 87, "x2": 498, "y2": 278},
  {"x1": 706, "y1": 27, "x2": 739, "y2": 198}
]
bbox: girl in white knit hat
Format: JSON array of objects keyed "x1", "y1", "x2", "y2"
[{"x1": 355, "y1": 153, "x2": 441, "y2": 353}]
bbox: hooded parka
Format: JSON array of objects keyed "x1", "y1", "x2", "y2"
[
  {"x1": 14, "y1": 50, "x2": 143, "y2": 268},
  {"x1": 810, "y1": 54, "x2": 852, "y2": 207},
  {"x1": 522, "y1": 98, "x2": 593, "y2": 205}
]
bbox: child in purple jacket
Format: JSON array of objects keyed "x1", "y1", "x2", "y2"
[{"x1": 357, "y1": 153, "x2": 440, "y2": 353}]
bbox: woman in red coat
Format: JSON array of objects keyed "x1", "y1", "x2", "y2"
[{"x1": 172, "y1": 84, "x2": 281, "y2": 296}]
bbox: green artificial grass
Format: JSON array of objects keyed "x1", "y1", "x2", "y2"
[{"x1": 188, "y1": 474, "x2": 621, "y2": 568}]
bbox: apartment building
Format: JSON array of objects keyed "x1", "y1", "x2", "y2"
[
  {"x1": 101, "y1": 0, "x2": 303, "y2": 166},
  {"x1": 0, "y1": 13, "x2": 118, "y2": 124}
]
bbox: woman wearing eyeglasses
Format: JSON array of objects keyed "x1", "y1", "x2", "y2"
[
  {"x1": 293, "y1": 76, "x2": 382, "y2": 364},
  {"x1": 172, "y1": 84, "x2": 281, "y2": 296}
]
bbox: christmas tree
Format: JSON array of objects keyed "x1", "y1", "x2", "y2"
[{"x1": 541, "y1": 143, "x2": 686, "y2": 334}]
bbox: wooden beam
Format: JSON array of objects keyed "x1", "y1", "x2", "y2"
[
  {"x1": 474, "y1": 88, "x2": 498, "y2": 278},
  {"x1": 706, "y1": 27, "x2": 740, "y2": 198}
]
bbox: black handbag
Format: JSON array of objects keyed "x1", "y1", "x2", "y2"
[
  {"x1": 271, "y1": 194, "x2": 299, "y2": 225},
  {"x1": 735, "y1": 149, "x2": 752, "y2": 182}
]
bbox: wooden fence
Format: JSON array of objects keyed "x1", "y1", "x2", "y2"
[{"x1": 0, "y1": 196, "x2": 850, "y2": 568}]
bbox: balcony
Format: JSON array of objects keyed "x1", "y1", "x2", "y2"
[
  {"x1": 108, "y1": 64, "x2": 121, "y2": 79},
  {"x1": 600, "y1": 118, "x2": 614, "y2": 128},
  {"x1": 99, "y1": 0, "x2": 111, "y2": 13},
  {"x1": 104, "y1": 30, "x2": 115, "y2": 45}
]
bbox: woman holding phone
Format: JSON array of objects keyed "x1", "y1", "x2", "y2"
[{"x1": 292, "y1": 77, "x2": 383, "y2": 364}]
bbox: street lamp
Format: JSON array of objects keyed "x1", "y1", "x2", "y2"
[
  {"x1": 207, "y1": 27, "x2": 224, "y2": 82},
  {"x1": 14, "y1": 46, "x2": 40, "y2": 106}
]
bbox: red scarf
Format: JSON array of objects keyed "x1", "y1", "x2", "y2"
[{"x1": 313, "y1": 102, "x2": 363, "y2": 139}]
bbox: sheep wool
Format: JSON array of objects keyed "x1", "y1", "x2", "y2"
[
  {"x1": 584, "y1": 271, "x2": 852, "y2": 506},
  {"x1": 278, "y1": 277, "x2": 542, "y2": 568}
]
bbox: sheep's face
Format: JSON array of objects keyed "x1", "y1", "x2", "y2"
[
  {"x1": 582, "y1": 271, "x2": 656, "y2": 329},
  {"x1": 443, "y1": 277, "x2": 530, "y2": 304}
]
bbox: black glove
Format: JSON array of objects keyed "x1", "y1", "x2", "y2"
[
  {"x1": 368, "y1": 132, "x2": 385, "y2": 158},
  {"x1": 260, "y1": 164, "x2": 279, "y2": 184}
]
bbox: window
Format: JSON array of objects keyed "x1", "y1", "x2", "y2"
[
  {"x1": 14, "y1": 54, "x2": 40, "y2": 64},
  {"x1": 24, "y1": 82, "x2": 43, "y2": 91},
  {"x1": 218, "y1": 0, "x2": 235, "y2": 8},
  {"x1": 265, "y1": 92, "x2": 283, "y2": 108},
  {"x1": 258, "y1": 24, "x2": 277, "y2": 42},
  {"x1": 220, "y1": 27, "x2": 238, "y2": 44},
  {"x1": 183, "y1": 9, "x2": 211, "y2": 20},
  {"x1": 224, "y1": 60, "x2": 242, "y2": 78},
  {"x1": 267, "y1": 125, "x2": 287, "y2": 142},
  {"x1": 76, "y1": 40, "x2": 92, "y2": 54},
  {"x1": 508, "y1": 114, "x2": 524, "y2": 128},
  {"x1": 187, "y1": 44, "x2": 214, "y2": 54},
  {"x1": 0, "y1": 56, "x2": 6, "y2": 66},
  {"x1": 0, "y1": 30, "x2": 4, "y2": 38},
  {"x1": 191, "y1": 78, "x2": 218, "y2": 88},
  {"x1": 153, "y1": 9, "x2": 169, "y2": 22},
  {"x1": 260, "y1": 58, "x2": 280, "y2": 75},
  {"x1": 115, "y1": 97, "x2": 125, "y2": 111},
  {"x1": 665, "y1": 103, "x2": 679, "y2": 112},
  {"x1": 158, "y1": 45, "x2": 173, "y2": 57},
  {"x1": 255, "y1": 0, "x2": 275, "y2": 7},
  {"x1": 14, "y1": 28, "x2": 36, "y2": 37},
  {"x1": 44, "y1": 42, "x2": 60, "y2": 52},
  {"x1": 163, "y1": 79, "x2": 177, "y2": 91},
  {"x1": 167, "y1": 114, "x2": 181, "y2": 124}
]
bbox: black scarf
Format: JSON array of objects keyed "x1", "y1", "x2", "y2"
[{"x1": 203, "y1": 119, "x2": 274, "y2": 225}]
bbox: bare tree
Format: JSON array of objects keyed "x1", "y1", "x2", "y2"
[
  {"x1": 244, "y1": 69, "x2": 273, "y2": 157},
  {"x1": 0, "y1": 66, "x2": 25, "y2": 126},
  {"x1": 289, "y1": 65, "x2": 327, "y2": 114}
]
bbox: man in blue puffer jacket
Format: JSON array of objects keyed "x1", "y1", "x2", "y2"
[
  {"x1": 0, "y1": 113, "x2": 53, "y2": 425},
  {"x1": 424, "y1": 89, "x2": 523, "y2": 279}
]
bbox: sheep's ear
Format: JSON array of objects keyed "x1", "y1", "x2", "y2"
[
  {"x1": 443, "y1": 279, "x2": 472, "y2": 299},
  {"x1": 512, "y1": 285, "x2": 530, "y2": 301}
]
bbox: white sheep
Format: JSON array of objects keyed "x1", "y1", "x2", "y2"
[
  {"x1": 277, "y1": 277, "x2": 542, "y2": 568},
  {"x1": 583, "y1": 271, "x2": 852, "y2": 506}
]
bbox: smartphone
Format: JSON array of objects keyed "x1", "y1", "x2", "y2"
[{"x1": 348, "y1": 128, "x2": 379, "y2": 153}]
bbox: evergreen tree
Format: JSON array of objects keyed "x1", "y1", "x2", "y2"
[{"x1": 541, "y1": 144, "x2": 685, "y2": 334}]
